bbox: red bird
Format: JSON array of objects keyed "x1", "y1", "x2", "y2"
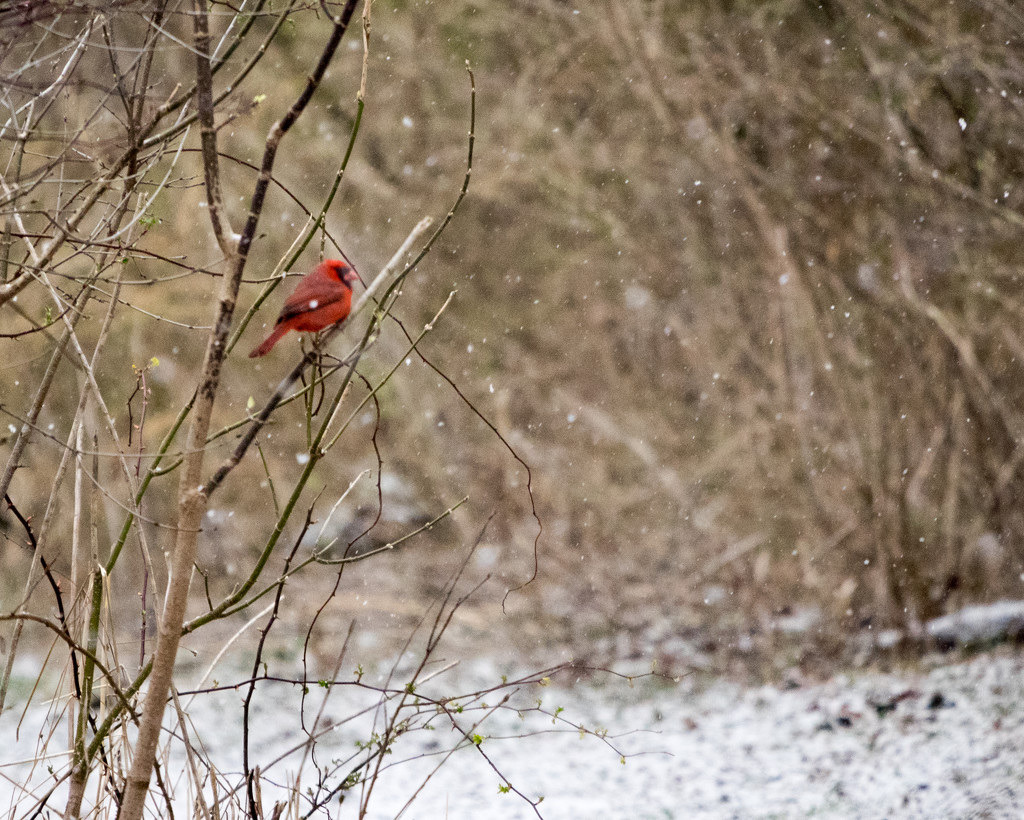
[{"x1": 249, "y1": 259, "x2": 359, "y2": 358}]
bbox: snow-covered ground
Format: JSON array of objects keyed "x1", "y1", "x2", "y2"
[
  {"x1": 355, "y1": 650, "x2": 1024, "y2": 819},
  {"x1": 3, "y1": 648, "x2": 1024, "y2": 818}
]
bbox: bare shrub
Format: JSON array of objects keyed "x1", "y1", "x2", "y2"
[{"x1": 0, "y1": 2, "x2": 633, "y2": 817}]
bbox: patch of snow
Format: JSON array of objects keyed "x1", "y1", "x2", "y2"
[
  {"x1": 3, "y1": 652, "x2": 1024, "y2": 818},
  {"x1": 926, "y1": 600, "x2": 1024, "y2": 648}
]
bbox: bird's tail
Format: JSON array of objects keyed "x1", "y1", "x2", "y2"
[{"x1": 248, "y1": 324, "x2": 289, "y2": 358}]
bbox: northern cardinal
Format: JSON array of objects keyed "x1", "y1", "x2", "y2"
[{"x1": 249, "y1": 259, "x2": 359, "y2": 358}]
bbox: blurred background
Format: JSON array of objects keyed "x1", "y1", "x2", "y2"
[{"x1": 4, "y1": 0, "x2": 1024, "y2": 678}]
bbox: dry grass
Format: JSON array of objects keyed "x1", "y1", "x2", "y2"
[
  {"x1": 322, "y1": 0, "x2": 1024, "y2": 645},
  {"x1": 3, "y1": 0, "x2": 1024, "y2": 683}
]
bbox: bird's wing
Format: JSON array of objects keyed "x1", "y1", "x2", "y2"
[{"x1": 277, "y1": 278, "x2": 348, "y2": 322}]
